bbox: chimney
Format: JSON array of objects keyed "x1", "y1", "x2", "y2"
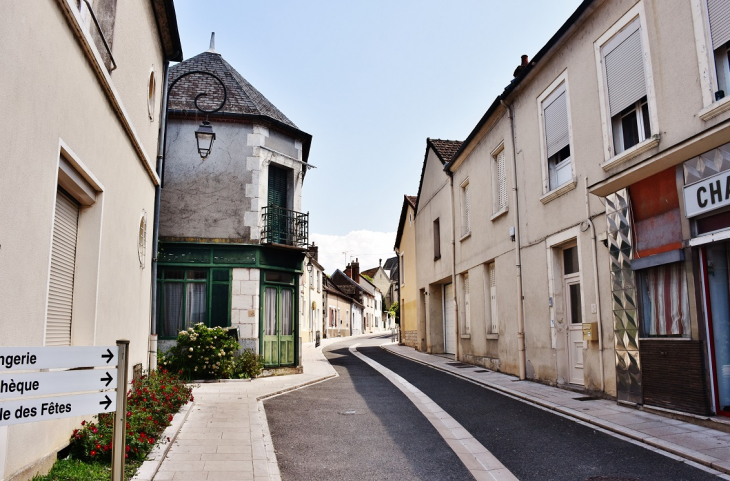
[
  {"x1": 206, "y1": 32, "x2": 218, "y2": 54},
  {"x1": 513, "y1": 54, "x2": 529, "y2": 77},
  {"x1": 345, "y1": 263, "x2": 352, "y2": 278},
  {"x1": 308, "y1": 242, "x2": 319, "y2": 262},
  {"x1": 352, "y1": 258, "x2": 360, "y2": 281},
  {"x1": 379, "y1": 258, "x2": 382, "y2": 267}
]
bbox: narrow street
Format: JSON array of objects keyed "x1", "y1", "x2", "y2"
[{"x1": 265, "y1": 335, "x2": 725, "y2": 481}]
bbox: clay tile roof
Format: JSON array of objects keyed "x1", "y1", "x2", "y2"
[
  {"x1": 405, "y1": 195, "x2": 417, "y2": 209},
  {"x1": 428, "y1": 139, "x2": 464, "y2": 164},
  {"x1": 168, "y1": 51, "x2": 297, "y2": 129}
]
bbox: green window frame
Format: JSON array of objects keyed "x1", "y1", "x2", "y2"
[{"x1": 156, "y1": 267, "x2": 231, "y2": 338}]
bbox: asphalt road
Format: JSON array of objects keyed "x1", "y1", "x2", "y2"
[{"x1": 265, "y1": 335, "x2": 722, "y2": 481}]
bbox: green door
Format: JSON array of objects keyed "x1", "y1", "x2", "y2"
[
  {"x1": 267, "y1": 166, "x2": 289, "y2": 244},
  {"x1": 262, "y1": 285, "x2": 295, "y2": 367}
]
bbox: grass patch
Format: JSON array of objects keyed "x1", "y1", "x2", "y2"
[{"x1": 32, "y1": 458, "x2": 141, "y2": 481}]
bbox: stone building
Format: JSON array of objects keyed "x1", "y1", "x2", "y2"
[
  {"x1": 157, "y1": 37, "x2": 313, "y2": 369},
  {"x1": 0, "y1": 0, "x2": 181, "y2": 477}
]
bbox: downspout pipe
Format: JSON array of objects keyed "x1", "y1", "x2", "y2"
[
  {"x1": 447, "y1": 171, "x2": 460, "y2": 361},
  {"x1": 149, "y1": 62, "x2": 171, "y2": 370},
  {"x1": 584, "y1": 178, "x2": 605, "y2": 392},
  {"x1": 500, "y1": 99, "x2": 526, "y2": 380}
]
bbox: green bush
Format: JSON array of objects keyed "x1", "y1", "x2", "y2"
[
  {"x1": 68, "y1": 369, "x2": 192, "y2": 463},
  {"x1": 159, "y1": 323, "x2": 240, "y2": 380},
  {"x1": 232, "y1": 349, "x2": 265, "y2": 379}
]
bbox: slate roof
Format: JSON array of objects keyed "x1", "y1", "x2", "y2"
[
  {"x1": 168, "y1": 51, "x2": 297, "y2": 129},
  {"x1": 428, "y1": 139, "x2": 463, "y2": 165},
  {"x1": 382, "y1": 257, "x2": 398, "y2": 271}
]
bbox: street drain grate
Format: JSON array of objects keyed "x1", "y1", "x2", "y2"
[
  {"x1": 584, "y1": 477, "x2": 639, "y2": 481},
  {"x1": 339, "y1": 410, "x2": 356, "y2": 415},
  {"x1": 455, "y1": 365, "x2": 477, "y2": 368},
  {"x1": 574, "y1": 396, "x2": 600, "y2": 401},
  {"x1": 446, "y1": 362, "x2": 467, "y2": 367},
  {"x1": 474, "y1": 370, "x2": 489, "y2": 373}
]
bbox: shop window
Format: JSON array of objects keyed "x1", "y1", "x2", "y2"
[
  {"x1": 637, "y1": 263, "x2": 690, "y2": 337},
  {"x1": 157, "y1": 267, "x2": 231, "y2": 338}
]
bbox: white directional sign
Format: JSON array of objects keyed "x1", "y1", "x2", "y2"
[
  {"x1": 0, "y1": 391, "x2": 116, "y2": 426},
  {"x1": 0, "y1": 346, "x2": 117, "y2": 371},
  {"x1": 0, "y1": 369, "x2": 117, "y2": 400}
]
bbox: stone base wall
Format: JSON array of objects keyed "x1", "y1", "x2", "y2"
[
  {"x1": 232, "y1": 268, "x2": 260, "y2": 353},
  {"x1": 403, "y1": 330, "x2": 418, "y2": 348},
  {"x1": 461, "y1": 353, "x2": 502, "y2": 372}
]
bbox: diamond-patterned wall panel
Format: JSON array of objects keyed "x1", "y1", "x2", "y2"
[
  {"x1": 684, "y1": 141, "x2": 730, "y2": 184},
  {"x1": 606, "y1": 188, "x2": 642, "y2": 402}
]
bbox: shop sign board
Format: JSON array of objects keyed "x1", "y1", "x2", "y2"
[{"x1": 684, "y1": 169, "x2": 730, "y2": 217}]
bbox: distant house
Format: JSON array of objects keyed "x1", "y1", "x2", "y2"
[
  {"x1": 301, "y1": 244, "x2": 325, "y2": 344},
  {"x1": 158, "y1": 37, "x2": 313, "y2": 369},
  {"x1": 395, "y1": 194, "x2": 421, "y2": 349},
  {"x1": 323, "y1": 275, "x2": 358, "y2": 338},
  {"x1": 361, "y1": 259, "x2": 396, "y2": 312},
  {"x1": 331, "y1": 264, "x2": 379, "y2": 336}
]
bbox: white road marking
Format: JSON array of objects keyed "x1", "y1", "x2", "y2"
[{"x1": 350, "y1": 344, "x2": 517, "y2": 481}]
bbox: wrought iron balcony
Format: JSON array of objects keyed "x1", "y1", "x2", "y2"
[{"x1": 261, "y1": 205, "x2": 309, "y2": 248}]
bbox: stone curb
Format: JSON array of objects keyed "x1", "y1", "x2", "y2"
[
  {"x1": 131, "y1": 400, "x2": 195, "y2": 481},
  {"x1": 381, "y1": 345, "x2": 730, "y2": 476}
]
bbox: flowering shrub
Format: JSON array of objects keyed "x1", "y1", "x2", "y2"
[
  {"x1": 232, "y1": 349, "x2": 265, "y2": 379},
  {"x1": 159, "y1": 323, "x2": 240, "y2": 380},
  {"x1": 69, "y1": 369, "x2": 193, "y2": 462}
]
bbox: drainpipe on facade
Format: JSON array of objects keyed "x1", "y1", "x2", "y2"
[
  {"x1": 584, "y1": 178, "x2": 605, "y2": 392},
  {"x1": 500, "y1": 99, "x2": 526, "y2": 380},
  {"x1": 447, "y1": 171, "x2": 460, "y2": 361},
  {"x1": 149, "y1": 62, "x2": 170, "y2": 370}
]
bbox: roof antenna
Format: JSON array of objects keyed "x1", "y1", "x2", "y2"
[{"x1": 206, "y1": 32, "x2": 217, "y2": 53}]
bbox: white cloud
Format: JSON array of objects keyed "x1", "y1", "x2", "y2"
[{"x1": 311, "y1": 230, "x2": 397, "y2": 275}]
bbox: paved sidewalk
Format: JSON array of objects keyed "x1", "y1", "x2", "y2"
[
  {"x1": 383, "y1": 344, "x2": 730, "y2": 477},
  {"x1": 146, "y1": 336, "x2": 348, "y2": 481}
]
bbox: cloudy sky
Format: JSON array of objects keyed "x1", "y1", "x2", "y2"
[{"x1": 173, "y1": 0, "x2": 583, "y2": 274}]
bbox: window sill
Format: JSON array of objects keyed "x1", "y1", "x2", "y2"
[
  {"x1": 460, "y1": 334, "x2": 471, "y2": 339},
  {"x1": 600, "y1": 135, "x2": 660, "y2": 171},
  {"x1": 539, "y1": 179, "x2": 578, "y2": 205},
  {"x1": 490, "y1": 207, "x2": 508, "y2": 221},
  {"x1": 486, "y1": 333, "x2": 499, "y2": 340},
  {"x1": 699, "y1": 96, "x2": 730, "y2": 121},
  {"x1": 459, "y1": 231, "x2": 472, "y2": 242}
]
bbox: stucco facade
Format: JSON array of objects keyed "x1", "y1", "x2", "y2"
[
  {"x1": 0, "y1": 0, "x2": 181, "y2": 478},
  {"x1": 395, "y1": 196, "x2": 419, "y2": 349}
]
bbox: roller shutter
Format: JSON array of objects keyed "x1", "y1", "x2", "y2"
[
  {"x1": 708, "y1": 0, "x2": 730, "y2": 49},
  {"x1": 543, "y1": 85, "x2": 569, "y2": 158},
  {"x1": 45, "y1": 190, "x2": 79, "y2": 346},
  {"x1": 603, "y1": 19, "x2": 647, "y2": 117}
]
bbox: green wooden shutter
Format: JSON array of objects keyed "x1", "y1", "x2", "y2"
[{"x1": 267, "y1": 165, "x2": 288, "y2": 209}]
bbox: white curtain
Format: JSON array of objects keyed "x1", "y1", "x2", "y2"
[
  {"x1": 642, "y1": 263, "x2": 690, "y2": 336},
  {"x1": 281, "y1": 289, "x2": 293, "y2": 336},
  {"x1": 163, "y1": 283, "x2": 183, "y2": 337},
  {"x1": 186, "y1": 283, "x2": 206, "y2": 328},
  {"x1": 265, "y1": 288, "x2": 277, "y2": 335}
]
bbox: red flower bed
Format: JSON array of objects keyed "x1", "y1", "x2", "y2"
[{"x1": 69, "y1": 369, "x2": 193, "y2": 462}]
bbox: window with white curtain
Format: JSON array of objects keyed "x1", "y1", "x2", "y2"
[
  {"x1": 492, "y1": 147, "x2": 508, "y2": 213},
  {"x1": 601, "y1": 17, "x2": 652, "y2": 154},
  {"x1": 638, "y1": 262, "x2": 690, "y2": 338},
  {"x1": 706, "y1": 0, "x2": 730, "y2": 98},
  {"x1": 542, "y1": 83, "x2": 572, "y2": 190}
]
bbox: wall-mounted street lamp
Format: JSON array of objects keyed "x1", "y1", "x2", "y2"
[{"x1": 168, "y1": 70, "x2": 227, "y2": 160}]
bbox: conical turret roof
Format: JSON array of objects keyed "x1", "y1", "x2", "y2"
[{"x1": 168, "y1": 51, "x2": 298, "y2": 129}]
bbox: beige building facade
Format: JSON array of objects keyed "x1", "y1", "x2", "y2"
[
  {"x1": 0, "y1": 0, "x2": 181, "y2": 478},
  {"x1": 414, "y1": 0, "x2": 730, "y2": 417},
  {"x1": 395, "y1": 196, "x2": 419, "y2": 348}
]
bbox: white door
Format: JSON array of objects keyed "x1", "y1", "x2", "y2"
[
  {"x1": 443, "y1": 283, "x2": 456, "y2": 354},
  {"x1": 565, "y1": 277, "x2": 584, "y2": 385}
]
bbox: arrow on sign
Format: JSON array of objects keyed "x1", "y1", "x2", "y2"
[
  {"x1": 99, "y1": 395, "x2": 112, "y2": 411},
  {"x1": 100, "y1": 372, "x2": 113, "y2": 387},
  {"x1": 102, "y1": 349, "x2": 114, "y2": 364}
]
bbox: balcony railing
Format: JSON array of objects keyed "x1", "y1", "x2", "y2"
[{"x1": 261, "y1": 205, "x2": 309, "y2": 248}]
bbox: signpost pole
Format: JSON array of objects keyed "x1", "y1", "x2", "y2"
[{"x1": 111, "y1": 340, "x2": 129, "y2": 481}]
